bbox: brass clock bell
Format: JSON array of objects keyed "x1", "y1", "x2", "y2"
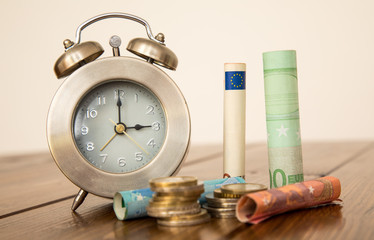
[{"x1": 47, "y1": 13, "x2": 190, "y2": 211}]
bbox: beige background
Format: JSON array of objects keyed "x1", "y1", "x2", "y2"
[{"x1": 0, "y1": 0, "x2": 373, "y2": 155}]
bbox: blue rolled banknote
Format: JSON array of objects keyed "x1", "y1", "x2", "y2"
[{"x1": 113, "y1": 177, "x2": 245, "y2": 220}]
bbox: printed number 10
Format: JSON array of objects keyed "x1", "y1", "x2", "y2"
[{"x1": 269, "y1": 169, "x2": 286, "y2": 188}]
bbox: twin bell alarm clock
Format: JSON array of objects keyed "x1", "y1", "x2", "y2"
[{"x1": 47, "y1": 13, "x2": 191, "y2": 210}]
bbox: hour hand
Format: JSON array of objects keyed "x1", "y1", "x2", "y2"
[{"x1": 127, "y1": 124, "x2": 152, "y2": 130}]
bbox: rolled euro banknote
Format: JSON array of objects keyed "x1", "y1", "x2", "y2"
[
  {"x1": 263, "y1": 50, "x2": 304, "y2": 187},
  {"x1": 236, "y1": 176, "x2": 341, "y2": 224},
  {"x1": 114, "y1": 177, "x2": 245, "y2": 220}
]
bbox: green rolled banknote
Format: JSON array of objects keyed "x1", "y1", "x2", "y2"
[{"x1": 263, "y1": 50, "x2": 304, "y2": 188}]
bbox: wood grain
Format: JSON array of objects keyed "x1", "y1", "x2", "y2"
[
  {"x1": 0, "y1": 152, "x2": 78, "y2": 216},
  {"x1": 0, "y1": 143, "x2": 237, "y2": 216},
  {"x1": 1, "y1": 141, "x2": 373, "y2": 240}
]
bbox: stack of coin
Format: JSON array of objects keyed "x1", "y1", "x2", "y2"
[
  {"x1": 203, "y1": 183, "x2": 267, "y2": 218},
  {"x1": 146, "y1": 176, "x2": 210, "y2": 226}
]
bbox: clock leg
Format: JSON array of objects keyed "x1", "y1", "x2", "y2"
[{"x1": 71, "y1": 189, "x2": 88, "y2": 211}]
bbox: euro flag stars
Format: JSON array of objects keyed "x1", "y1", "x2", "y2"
[{"x1": 225, "y1": 71, "x2": 246, "y2": 90}]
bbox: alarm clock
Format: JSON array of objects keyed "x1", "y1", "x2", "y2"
[{"x1": 47, "y1": 13, "x2": 191, "y2": 211}]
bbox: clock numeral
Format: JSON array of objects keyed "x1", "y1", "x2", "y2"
[
  {"x1": 97, "y1": 96, "x2": 106, "y2": 105},
  {"x1": 135, "y1": 152, "x2": 143, "y2": 161},
  {"x1": 146, "y1": 105, "x2": 155, "y2": 115},
  {"x1": 135, "y1": 93, "x2": 139, "y2": 103},
  {"x1": 81, "y1": 126, "x2": 89, "y2": 135},
  {"x1": 147, "y1": 138, "x2": 156, "y2": 148},
  {"x1": 86, "y1": 142, "x2": 94, "y2": 151},
  {"x1": 99, "y1": 154, "x2": 108, "y2": 163},
  {"x1": 114, "y1": 89, "x2": 125, "y2": 99},
  {"x1": 152, "y1": 122, "x2": 160, "y2": 131},
  {"x1": 86, "y1": 108, "x2": 98, "y2": 119},
  {"x1": 118, "y1": 157, "x2": 126, "y2": 167}
]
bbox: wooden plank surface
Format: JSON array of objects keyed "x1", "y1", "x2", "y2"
[{"x1": 1, "y1": 141, "x2": 373, "y2": 239}]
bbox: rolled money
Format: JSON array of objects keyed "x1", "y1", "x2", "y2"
[
  {"x1": 224, "y1": 63, "x2": 246, "y2": 179},
  {"x1": 236, "y1": 176, "x2": 341, "y2": 224},
  {"x1": 263, "y1": 50, "x2": 304, "y2": 188},
  {"x1": 113, "y1": 176, "x2": 245, "y2": 220}
]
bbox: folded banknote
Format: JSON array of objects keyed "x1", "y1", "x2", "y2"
[{"x1": 236, "y1": 176, "x2": 341, "y2": 224}]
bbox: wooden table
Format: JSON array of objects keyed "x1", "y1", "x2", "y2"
[{"x1": 1, "y1": 141, "x2": 374, "y2": 239}]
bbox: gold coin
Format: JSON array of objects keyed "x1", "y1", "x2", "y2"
[
  {"x1": 149, "y1": 176, "x2": 198, "y2": 189},
  {"x1": 148, "y1": 199, "x2": 198, "y2": 208},
  {"x1": 146, "y1": 203, "x2": 201, "y2": 218},
  {"x1": 209, "y1": 210, "x2": 236, "y2": 219},
  {"x1": 151, "y1": 183, "x2": 204, "y2": 194},
  {"x1": 213, "y1": 188, "x2": 225, "y2": 198},
  {"x1": 154, "y1": 187, "x2": 204, "y2": 197},
  {"x1": 206, "y1": 193, "x2": 238, "y2": 203},
  {"x1": 221, "y1": 192, "x2": 243, "y2": 198},
  {"x1": 157, "y1": 209, "x2": 210, "y2": 227},
  {"x1": 214, "y1": 188, "x2": 242, "y2": 198},
  {"x1": 221, "y1": 183, "x2": 267, "y2": 195},
  {"x1": 152, "y1": 195, "x2": 199, "y2": 202}
]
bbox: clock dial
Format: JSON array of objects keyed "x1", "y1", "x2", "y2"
[{"x1": 73, "y1": 80, "x2": 166, "y2": 173}]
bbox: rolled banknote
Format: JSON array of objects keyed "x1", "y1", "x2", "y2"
[
  {"x1": 263, "y1": 50, "x2": 304, "y2": 188},
  {"x1": 224, "y1": 63, "x2": 246, "y2": 179},
  {"x1": 236, "y1": 176, "x2": 341, "y2": 224},
  {"x1": 113, "y1": 177, "x2": 245, "y2": 220}
]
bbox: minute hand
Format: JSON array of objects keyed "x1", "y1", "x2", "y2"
[{"x1": 117, "y1": 89, "x2": 122, "y2": 123}]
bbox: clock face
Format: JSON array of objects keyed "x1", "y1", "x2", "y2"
[{"x1": 73, "y1": 80, "x2": 166, "y2": 174}]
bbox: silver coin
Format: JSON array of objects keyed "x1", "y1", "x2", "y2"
[
  {"x1": 202, "y1": 203, "x2": 236, "y2": 213},
  {"x1": 205, "y1": 193, "x2": 238, "y2": 208},
  {"x1": 207, "y1": 202, "x2": 237, "y2": 209}
]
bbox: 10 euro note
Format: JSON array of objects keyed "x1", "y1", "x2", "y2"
[{"x1": 236, "y1": 176, "x2": 341, "y2": 224}]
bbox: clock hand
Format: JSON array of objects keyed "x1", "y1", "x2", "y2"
[
  {"x1": 127, "y1": 124, "x2": 152, "y2": 130},
  {"x1": 100, "y1": 132, "x2": 118, "y2": 151},
  {"x1": 117, "y1": 89, "x2": 122, "y2": 123},
  {"x1": 109, "y1": 119, "x2": 150, "y2": 155}
]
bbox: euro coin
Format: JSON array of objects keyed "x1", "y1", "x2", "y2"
[
  {"x1": 157, "y1": 209, "x2": 210, "y2": 227},
  {"x1": 209, "y1": 210, "x2": 236, "y2": 219},
  {"x1": 146, "y1": 202, "x2": 201, "y2": 218},
  {"x1": 154, "y1": 188, "x2": 204, "y2": 197},
  {"x1": 213, "y1": 188, "x2": 242, "y2": 198},
  {"x1": 205, "y1": 193, "x2": 238, "y2": 208},
  {"x1": 151, "y1": 182, "x2": 204, "y2": 194},
  {"x1": 202, "y1": 203, "x2": 236, "y2": 213},
  {"x1": 148, "y1": 199, "x2": 199, "y2": 208},
  {"x1": 213, "y1": 188, "x2": 225, "y2": 198},
  {"x1": 221, "y1": 183, "x2": 267, "y2": 195},
  {"x1": 152, "y1": 195, "x2": 198, "y2": 202},
  {"x1": 149, "y1": 176, "x2": 198, "y2": 189}
]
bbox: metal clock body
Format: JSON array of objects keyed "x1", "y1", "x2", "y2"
[{"x1": 47, "y1": 13, "x2": 190, "y2": 210}]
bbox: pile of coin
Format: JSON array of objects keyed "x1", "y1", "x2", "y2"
[
  {"x1": 146, "y1": 176, "x2": 210, "y2": 226},
  {"x1": 203, "y1": 183, "x2": 267, "y2": 218}
]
